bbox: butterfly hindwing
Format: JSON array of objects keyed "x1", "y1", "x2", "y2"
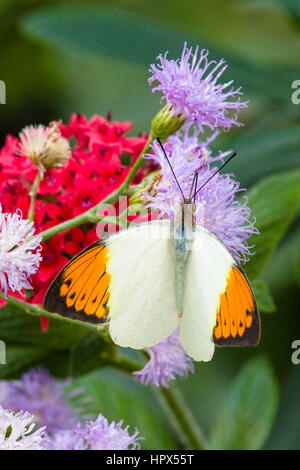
[
  {"x1": 180, "y1": 227, "x2": 260, "y2": 361},
  {"x1": 213, "y1": 264, "x2": 260, "y2": 347},
  {"x1": 43, "y1": 240, "x2": 111, "y2": 324}
]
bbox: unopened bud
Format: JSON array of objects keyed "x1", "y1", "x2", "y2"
[{"x1": 151, "y1": 103, "x2": 186, "y2": 140}]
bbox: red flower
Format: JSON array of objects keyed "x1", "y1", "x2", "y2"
[{"x1": 0, "y1": 114, "x2": 151, "y2": 332}]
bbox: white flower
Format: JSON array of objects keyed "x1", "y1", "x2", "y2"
[
  {"x1": 0, "y1": 205, "x2": 42, "y2": 298},
  {"x1": 0, "y1": 406, "x2": 46, "y2": 450},
  {"x1": 19, "y1": 121, "x2": 70, "y2": 169}
]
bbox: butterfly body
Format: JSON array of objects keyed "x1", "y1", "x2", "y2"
[{"x1": 172, "y1": 201, "x2": 195, "y2": 317}]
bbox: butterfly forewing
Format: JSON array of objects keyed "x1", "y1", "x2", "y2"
[
  {"x1": 44, "y1": 240, "x2": 111, "y2": 324},
  {"x1": 43, "y1": 220, "x2": 179, "y2": 347},
  {"x1": 213, "y1": 265, "x2": 260, "y2": 347}
]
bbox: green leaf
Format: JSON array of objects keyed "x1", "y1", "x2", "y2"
[
  {"x1": 260, "y1": 222, "x2": 300, "y2": 293},
  {"x1": 265, "y1": 366, "x2": 300, "y2": 449},
  {"x1": 209, "y1": 356, "x2": 279, "y2": 450},
  {"x1": 69, "y1": 333, "x2": 116, "y2": 378},
  {"x1": 0, "y1": 345, "x2": 51, "y2": 379},
  {"x1": 20, "y1": 6, "x2": 298, "y2": 100},
  {"x1": 227, "y1": 110, "x2": 300, "y2": 188},
  {"x1": 282, "y1": 0, "x2": 300, "y2": 24},
  {"x1": 245, "y1": 168, "x2": 300, "y2": 280},
  {"x1": 152, "y1": 0, "x2": 300, "y2": 67},
  {"x1": 292, "y1": 233, "x2": 300, "y2": 286},
  {"x1": 0, "y1": 303, "x2": 117, "y2": 378},
  {"x1": 0, "y1": 303, "x2": 91, "y2": 350},
  {"x1": 252, "y1": 279, "x2": 276, "y2": 313}
]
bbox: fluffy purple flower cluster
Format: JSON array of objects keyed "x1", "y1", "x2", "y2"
[
  {"x1": 45, "y1": 416, "x2": 142, "y2": 450},
  {"x1": 149, "y1": 43, "x2": 248, "y2": 133},
  {"x1": 0, "y1": 368, "x2": 79, "y2": 435},
  {"x1": 76, "y1": 415, "x2": 142, "y2": 450},
  {"x1": 134, "y1": 329, "x2": 194, "y2": 388}
]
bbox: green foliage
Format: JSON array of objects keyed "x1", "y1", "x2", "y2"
[
  {"x1": 282, "y1": 0, "x2": 300, "y2": 24},
  {"x1": 0, "y1": 303, "x2": 113, "y2": 378},
  {"x1": 265, "y1": 366, "x2": 300, "y2": 449},
  {"x1": 292, "y1": 232, "x2": 300, "y2": 286},
  {"x1": 252, "y1": 279, "x2": 276, "y2": 313},
  {"x1": 0, "y1": 303, "x2": 90, "y2": 350},
  {"x1": 245, "y1": 169, "x2": 300, "y2": 280},
  {"x1": 0, "y1": 345, "x2": 51, "y2": 379},
  {"x1": 209, "y1": 357, "x2": 279, "y2": 450},
  {"x1": 227, "y1": 109, "x2": 300, "y2": 188},
  {"x1": 69, "y1": 333, "x2": 116, "y2": 378}
]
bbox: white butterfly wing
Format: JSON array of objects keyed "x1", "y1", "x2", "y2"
[
  {"x1": 107, "y1": 220, "x2": 179, "y2": 349},
  {"x1": 180, "y1": 227, "x2": 233, "y2": 361}
]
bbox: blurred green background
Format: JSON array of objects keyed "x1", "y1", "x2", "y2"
[{"x1": 0, "y1": 0, "x2": 300, "y2": 450}]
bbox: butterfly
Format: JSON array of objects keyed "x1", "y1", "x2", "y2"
[{"x1": 44, "y1": 140, "x2": 260, "y2": 361}]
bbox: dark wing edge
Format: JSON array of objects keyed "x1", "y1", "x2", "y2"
[{"x1": 43, "y1": 240, "x2": 109, "y2": 325}]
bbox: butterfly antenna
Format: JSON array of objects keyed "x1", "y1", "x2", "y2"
[
  {"x1": 188, "y1": 171, "x2": 198, "y2": 201},
  {"x1": 190, "y1": 151, "x2": 237, "y2": 201},
  {"x1": 156, "y1": 137, "x2": 185, "y2": 201},
  {"x1": 193, "y1": 172, "x2": 198, "y2": 203}
]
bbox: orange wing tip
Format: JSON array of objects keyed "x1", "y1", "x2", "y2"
[
  {"x1": 44, "y1": 241, "x2": 111, "y2": 324},
  {"x1": 213, "y1": 265, "x2": 260, "y2": 347}
]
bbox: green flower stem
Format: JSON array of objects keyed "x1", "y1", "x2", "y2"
[
  {"x1": 0, "y1": 293, "x2": 103, "y2": 334},
  {"x1": 41, "y1": 131, "x2": 155, "y2": 242},
  {"x1": 28, "y1": 165, "x2": 44, "y2": 222},
  {"x1": 108, "y1": 353, "x2": 207, "y2": 450},
  {"x1": 40, "y1": 211, "x2": 101, "y2": 242},
  {"x1": 106, "y1": 354, "x2": 143, "y2": 374},
  {"x1": 157, "y1": 386, "x2": 207, "y2": 450}
]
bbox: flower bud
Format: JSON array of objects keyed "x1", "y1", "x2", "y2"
[{"x1": 151, "y1": 103, "x2": 186, "y2": 140}]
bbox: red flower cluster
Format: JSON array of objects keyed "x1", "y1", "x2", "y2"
[{"x1": 0, "y1": 114, "x2": 148, "y2": 329}]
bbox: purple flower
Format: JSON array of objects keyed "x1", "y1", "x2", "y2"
[
  {"x1": 144, "y1": 131, "x2": 258, "y2": 262},
  {"x1": 0, "y1": 205, "x2": 42, "y2": 298},
  {"x1": 45, "y1": 415, "x2": 143, "y2": 450},
  {"x1": 0, "y1": 368, "x2": 79, "y2": 435},
  {"x1": 168, "y1": 128, "x2": 229, "y2": 165},
  {"x1": 149, "y1": 43, "x2": 248, "y2": 133},
  {"x1": 44, "y1": 429, "x2": 86, "y2": 450},
  {"x1": 76, "y1": 414, "x2": 143, "y2": 450},
  {"x1": 134, "y1": 329, "x2": 194, "y2": 388}
]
